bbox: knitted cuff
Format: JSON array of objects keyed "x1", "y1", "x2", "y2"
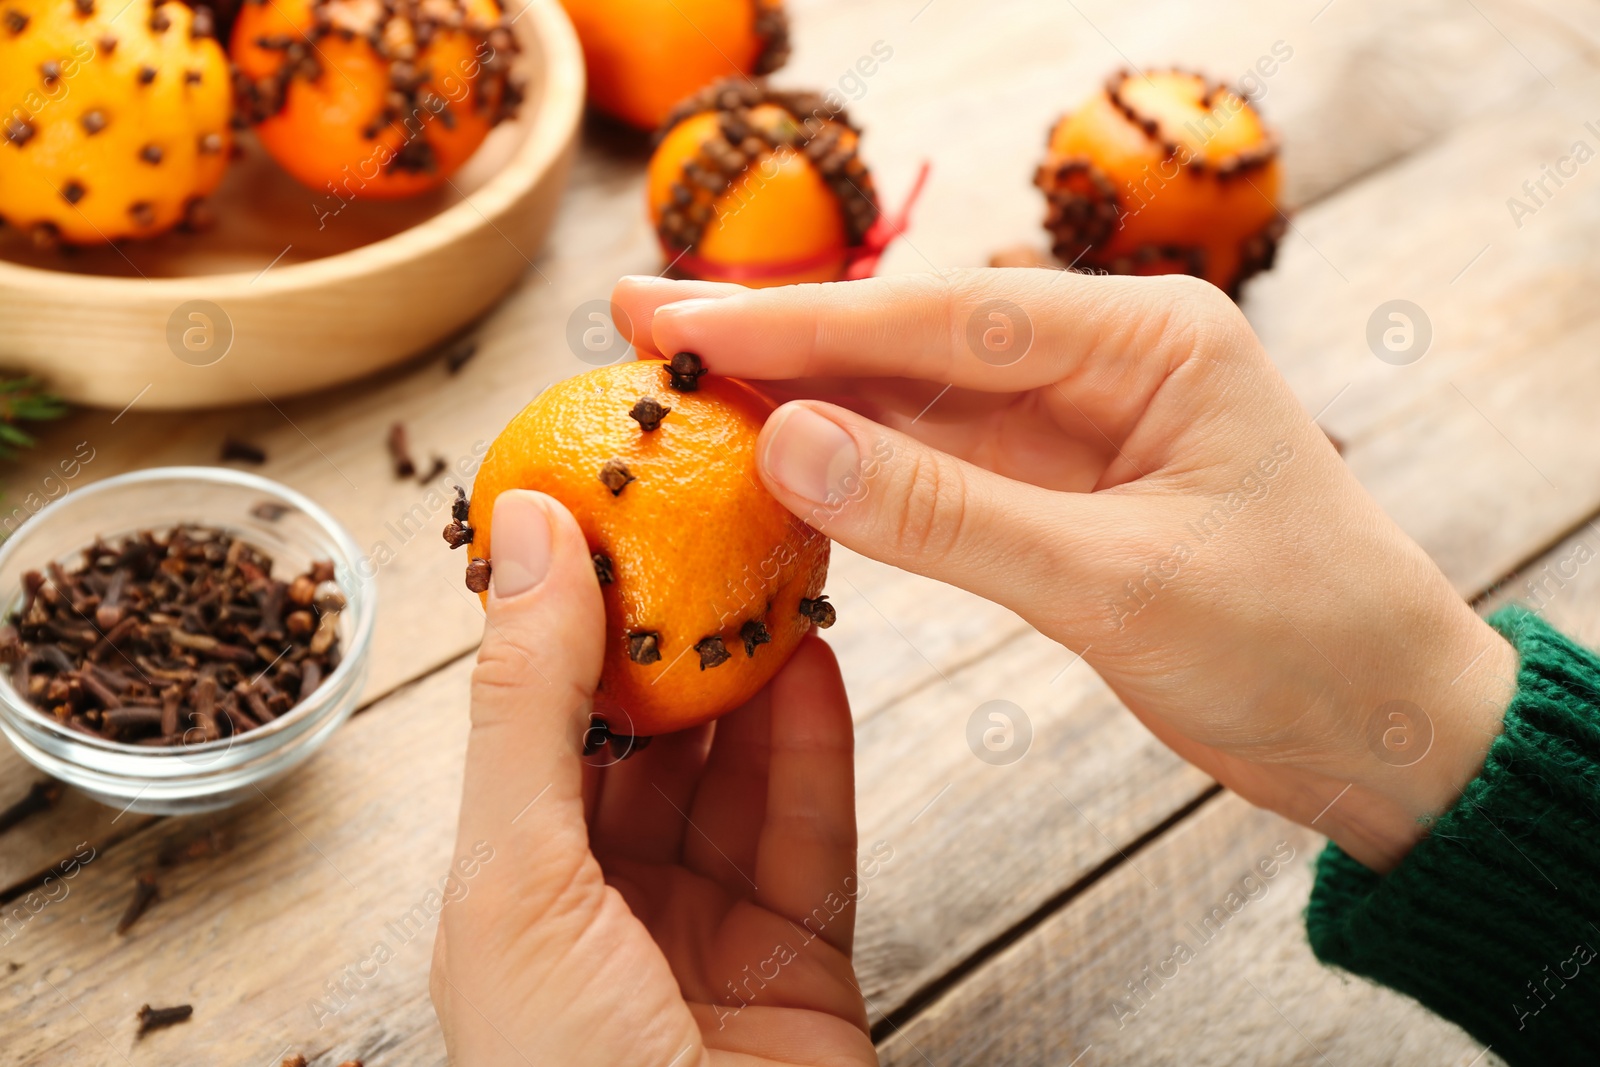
[{"x1": 1306, "y1": 607, "x2": 1600, "y2": 1066}]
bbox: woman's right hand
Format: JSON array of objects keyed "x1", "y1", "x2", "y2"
[{"x1": 613, "y1": 269, "x2": 1518, "y2": 873}]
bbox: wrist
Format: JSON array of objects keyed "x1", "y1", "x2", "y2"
[{"x1": 1324, "y1": 608, "x2": 1517, "y2": 873}]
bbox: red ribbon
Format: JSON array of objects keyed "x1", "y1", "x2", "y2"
[
  {"x1": 845, "y1": 160, "x2": 932, "y2": 280},
  {"x1": 664, "y1": 161, "x2": 933, "y2": 285}
]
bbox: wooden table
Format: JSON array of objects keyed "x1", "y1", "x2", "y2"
[{"x1": 5, "y1": 0, "x2": 1600, "y2": 1062}]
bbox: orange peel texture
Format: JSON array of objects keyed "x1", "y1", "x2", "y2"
[
  {"x1": 0, "y1": 0, "x2": 232, "y2": 246},
  {"x1": 459, "y1": 357, "x2": 830, "y2": 737}
]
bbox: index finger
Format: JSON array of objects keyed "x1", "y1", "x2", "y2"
[{"x1": 610, "y1": 268, "x2": 1244, "y2": 392}]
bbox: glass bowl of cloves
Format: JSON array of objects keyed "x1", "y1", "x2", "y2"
[{"x1": 0, "y1": 467, "x2": 375, "y2": 814}]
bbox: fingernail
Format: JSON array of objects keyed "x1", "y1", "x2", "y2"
[
  {"x1": 491, "y1": 492, "x2": 552, "y2": 598},
  {"x1": 654, "y1": 297, "x2": 721, "y2": 323},
  {"x1": 762, "y1": 404, "x2": 860, "y2": 504}
]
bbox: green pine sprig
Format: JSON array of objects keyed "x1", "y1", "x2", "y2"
[{"x1": 0, "y1": 378, "x2": 67, "y2": 461}]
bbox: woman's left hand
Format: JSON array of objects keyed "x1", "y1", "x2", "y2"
[{"x1": 430, "y1": 490, "x2": 874, "y2": 1066}]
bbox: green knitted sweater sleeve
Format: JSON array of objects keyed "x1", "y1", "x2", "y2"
[{"x1": 1305, "y1": 607, "x2": 1600, "y2": 1066}]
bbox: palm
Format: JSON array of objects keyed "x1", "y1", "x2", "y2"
[{"x1": 581, "y1": 638, "x2": 875, "y2": 1066}]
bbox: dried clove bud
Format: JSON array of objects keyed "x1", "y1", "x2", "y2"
[
  {"x1": 220, "y1": 437, "x2": 266, "y2": 464},
  {"x1": 591, "y1": 551, "x2": 614, "y2": 585},
  {"x1": 628, "y1": 397, "x2": 671, "y2": 432},
  {"x1": 607, "y1": 730, "x2": 651, "y2": 760},
  {"x1": 387, "y1": 422, "x2": 417, "y2": 479},
  {"x1": 0, "y1": 779, "x2": 62, "y2": 835},
  {"x1": 799, "y1": 595, "x2": 836, "y2": 628},
  {"x1": 695, "y1": 635, "x2": 731, "y2": 669},
  {"x1": 116, "y1": 873, "x2": 159, "y2": 935},
  {"x1": 136, "y1": 1003, "x2": 192, "y2": 1037},
  {"x1": 739, "y1": 619, "x2": 771, "y2": 656},
  {"x1": 445, "y1": 341, "x2": 478, "y2": 374},
  {"x1": 313, "y1": 580, "x2": 346, "y2": 613},
  {"x1": 667, "y1": 351, "x2": 708, "y2": 392},
  {"x1": 581, "y1": 714, "x2": 608, "y2": 756},
  {"x1": 451, "y1": 485, "x2": 470, "y2": 523},
  {"x1": 287, "y1": 574, "x2": 316, "y2": 606},
  {"x1": 309, "y1": 612, "x2": 339, "y2": 655},
  {"x1": 626, "y1": 631, "x2": 661, "y2": 665},
  {"x1": 442, "y1": 520, "x2": 473, "y2": 549},
  {"x1": 598, "y1": 458, "x2": 635, "y2": 496},
  {"x1": 465, "y1": 557, "x2": 491, "y2": 593},
  {"x1": 417, "y1": 456, "x2": 447, "y2": 483}
]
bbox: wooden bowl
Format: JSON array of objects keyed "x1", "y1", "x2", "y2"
[{"x1": 0, "y1": 0, "x2": 584, "y2": 411}]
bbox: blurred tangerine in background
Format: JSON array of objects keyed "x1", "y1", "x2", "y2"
[
  {"x1": 231, "y1": 0, "x2": 524, "y2": 198},
  {"x1": 647, "y1": 78, "x2": 882, "y2": 288},
  {"x1": 0, "y1": 0, "x2": 232, "y2": 246},
  {"x1": 1035, "y1": 67, "x2": 1285, "y2": 296},
  {"x1": 560, "y1": 0, "x2": 789, "y2": 130}
]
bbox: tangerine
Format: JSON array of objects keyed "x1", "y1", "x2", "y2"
[
  {"x1": 1035, "y1": 69, "x2": 1284, "y2": 296},
  {"x1": 454, "y1": 355, "x2": 831, "y2": 738},
  {"x1": 0, "y1": 0, "x2": 232, "y2": 246},
  {"x1": 647, "y1": 78, "x2": 878, "y2": 288},
  {"x1": 230, "y1": 0, "x2": 523, "y2": 198},
  {"x1": 560, "y1": 0, "x2": 787, "y2": 130}
]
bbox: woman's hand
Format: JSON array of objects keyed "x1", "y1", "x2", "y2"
[
  {"x1": 613, "y1": 269, "x2": 1518, "y2": 873},
  {"x1": 431, "y1": 490, "x2": 874, "y2": 1066}
]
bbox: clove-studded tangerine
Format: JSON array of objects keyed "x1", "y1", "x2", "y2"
[
  {"x1": 647, "y1": 78, "x2": 879, "y2": 288},
  {"x1": 0, "y1": 0, "x2": 232, "y2": 247},
  {"x1": 456, "y1": 357, "x2": 830, "y2": 737},
  {"x1": 560, "y1": 0, "x2": 788, "y2": 130},
  {"x1": 1035, "y1": 69, "x2": 1285, "y2": 297},
  {"x1": 230, "y1": 0, "x2": 523, "y2": 198}
]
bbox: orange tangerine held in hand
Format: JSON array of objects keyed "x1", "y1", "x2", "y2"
[
  {"x1": 647, "y1": 78, "x2": 879, "y2": 288},
  {"x1": 560, "y1": 0, "x2": 788, "y2": 130},
  {"x1": 451, "y1": 355, "x2": 831, "y2": 739},
  {"x1": 1036, "y1": 68, "x2": 1285, "y2": 297},
  {"x1": 230, "y1": 0, "x2": 523, "y2": 198}
]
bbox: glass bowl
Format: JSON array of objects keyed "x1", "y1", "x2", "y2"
[{"x1": 0, "y1": 467, "x2": 375, "y2": 814}]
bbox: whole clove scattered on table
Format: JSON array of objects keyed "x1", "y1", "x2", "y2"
[
  {"x1": 386, "y1": 421, "x2": 417, "y2": 479},
  {"x1": 0, "y1": 526, "x2": 345, "y2": 746},
  {"x1": 417, "y1": 455, "x2": 448, "y2": 483},
  {"x1": 220, "y1": 437, "x2": 268, "y2": 465},
  {"x1": 116, "y1": 873, "x2": 159, "y2": 935},
  {"x1": 0, "y1": 779, "x2": 62, "y2": 835},
  {"x1": 444, "y1": 339, "x2": 478, "y2": 374},
  {"x1": 136, "y1": 1002, "x2": 192, "y2": 1037}
]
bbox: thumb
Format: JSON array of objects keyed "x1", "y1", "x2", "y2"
[
  {"x1": 456, "y1": 490, "x2": 605, "y2": 866},
  {"x1": 758, "y1": 400, "x2": 1138, "y2": 632}
]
